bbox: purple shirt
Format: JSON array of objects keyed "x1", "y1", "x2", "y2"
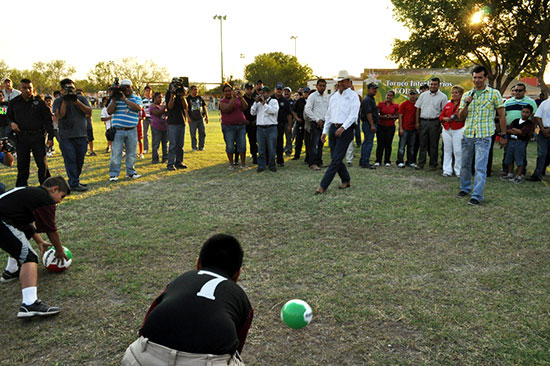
[
  {"x1": 219, "y1": 98, "x2": 246, "y2": 125},
  {"x1": 149, "y1": 104, "x2": 168, "y2": 131}
]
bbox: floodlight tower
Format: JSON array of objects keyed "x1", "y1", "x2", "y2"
[{"x1": 213, "y1": 15, "x2": 227, "y2": 84}]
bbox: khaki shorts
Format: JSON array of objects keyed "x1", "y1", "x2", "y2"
[{"x1": 122, "y1": 336, "x2": 245, "y2": 366}]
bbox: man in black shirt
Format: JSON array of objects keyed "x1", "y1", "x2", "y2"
[
  {"x1": 0, "y1": 176, "x2": 69, "y2": 318},
  {"x1": 186, "y1": 85, "x2": 208, "y2": 151},
  {"x1": 243, "y1": 83, "x2": 258, "y2": 164},
  {"x1": 291, "y1": 88, "x2": 310, "y2": 161},
  {"x1": 359, "y1": 83, "x2": 380, "y2": 169},
  {"x1": 166, "y1": 78, "x2": 190, "y2": 171},
  {"x1": 274, "y1": 83, "x2": 292, "y2": 166},
  {"x1": 123, "y1": 234, "x2": 253, "y2": 366},
  {"x1": 7, "y1": 79, "x2": 54, "y2": 186}
]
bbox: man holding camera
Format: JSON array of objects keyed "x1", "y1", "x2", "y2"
[
  {"x1": 166, "y1": 78, "x2": 190, "y2": 171},
  {"x1": 107, "y1": 79, "x2": 143, "y2": 181},
  {"x1": 0, "y1": 137, "x2": 15, "y2": 194},
  {"x1": 52, "y1": 79, "x2": 92, "y2": 192},
  {"x1": 7, "y1": 79, "x2": 53, "y2": 187}
]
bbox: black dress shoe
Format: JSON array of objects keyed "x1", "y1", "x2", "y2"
[
  {"x1": 527, "y1": 176, "x2": 541, "y2": 182},
  {"x1": 71, "y1": 185, "x2": 87, "y2": 192},
  {"x1": 257, "y1": 168, "x2": 265, "y2": 173},
  {"x1": 79, "y1": 183, "x2": 88, "y2": 187},
  {"x1": 175, "y1": 164, "x2": 188, "y2": 169},
  {"x1": 269, "y1": 166, "x2": 277, "y2": 172}
]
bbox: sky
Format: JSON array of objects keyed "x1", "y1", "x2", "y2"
[
  {"x1": 3, "y1": 0, "x2": 410, "y2": 84},
  {"x1": 4, "y1": 0, "x2": 549, "y2": 86}
]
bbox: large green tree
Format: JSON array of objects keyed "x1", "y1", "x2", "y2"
[
  {"x1": 244, "y1": 52, "x2": 314, "y2": 91},
  {"x1": 390, "y1": 0, "x2": 550, "y2": 93},
  {"x1": 0, "y1": 59, "x2": 76, "y2": 94}
]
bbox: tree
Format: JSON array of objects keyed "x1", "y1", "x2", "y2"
[
  {"x1": 390, "y1": 0, "x2": 550, "y2": 93},
  {"x1": 87, "y1": 57, "x2": 169, "y2": 94},
  {"x1": 244, "y1": 52, "x2": 314, "y2": 91}
]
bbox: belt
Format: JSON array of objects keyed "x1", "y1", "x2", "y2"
[
  {"x1": 258, "y1": 124, "x2": 277, "y2": 128},
  {"x1": 18, "y1": 129, "x2": 44, "y2": 135},
  {"x1": 333, "y1": 124, "x2": 343, "y2": 128},
  {"x1": 115, "y1": 127, "x2": 136, "y2": 131},
  {"x1": 421, "y1": 117, "x2": 439, "y2": 121}
]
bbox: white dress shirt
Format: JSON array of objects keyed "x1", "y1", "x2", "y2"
[
  {"x1": 2, "y1": 88, "x2": 21, "y2": 102},
  {"x1": 322, "y1": 88, "x2": 360, "y2": 135},
  {"x1": 304, "y1": 90, "x2": 329, "y2": 123},
  {"x1": 415, "y1": 90, "x2": 448, "y2": 119},
  {"x1": 535, "y1": 99, "x2": 550, "y2": 127},
  {"x1": 250, "y1": 97, "x2": 279, "y2": 126}
]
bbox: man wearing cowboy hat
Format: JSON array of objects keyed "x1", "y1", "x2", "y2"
[{"x1": 316, "y1": 71, "x2": 360, "y2": 194}]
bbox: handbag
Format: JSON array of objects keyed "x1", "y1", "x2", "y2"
[{"x1": 105, "y1": 127, "x2": 116, "y2": 141}]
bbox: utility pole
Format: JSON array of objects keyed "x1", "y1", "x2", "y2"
[{"x1": 213, "y1": 15, "x2": 227, "y2": 84}]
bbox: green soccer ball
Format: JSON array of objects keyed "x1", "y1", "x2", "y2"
[{"x1": 281, "y1": 299, "x2": 312, "y2": 329}]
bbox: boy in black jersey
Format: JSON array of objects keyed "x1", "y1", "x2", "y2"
[
  {"x1": 123, "y1": 234, "x2": 253, "y2": 366},
  {"x1": 0, "y1": 176, "x2": 70, "y2": 318},
  {"x1": 501, "y1": 105, "x2": 535, "y2": 184}
]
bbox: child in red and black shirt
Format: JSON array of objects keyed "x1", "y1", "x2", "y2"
[{"x1": 501, "y1": 105, "x2": 534, "y2": 184}]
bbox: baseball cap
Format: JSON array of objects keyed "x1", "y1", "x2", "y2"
[
  {"x1": 275, "y1": 82, "x2": 284, "y2": 90},
  {"x1": 303, "y1": 87, "x2": 311, "y2": 93},
  {"x1": 262, "y1": 86, "x2": 271, "y2": 93},
  {"x1": 409, "y1": 89, "x2": 418, "y2": 94},
  {"x1": 283, "y1": 87, "x2": 292, "y2": 92},
  {"x1": 244, "y1": 83, "x2": 253, "y2": 88},
  {"x1": 367, "y1": 82, "x2": 379, "y2": 89},
  {"x1": 120, "y1": 79, "x2": 132, "y2": 86}
]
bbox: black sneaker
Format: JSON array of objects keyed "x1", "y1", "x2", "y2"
[
  {"x1": 257, "y1": 167, "x2": 265, "y2": 173},
  {"x1": 17, "y1": 300, "x2": 61, "y2": 318},
  {"x1": 0, "y1": 269, "x2": 20, "y2": 283},
  {"x1": 456, "y1": 191, "x2": 469, "y2": 198},
  {"x1": 175, "y1": 163, "x2": 188, "y2": 169},
  {"x1": 269, "y1": 166, "x2": 277, "y2": 172},
  {"x1": 468, "y1": 198, "x2": 480, "y2": 206},
  {"x1": 527, "y1": 176, "x2": 541, "y2": 182}
]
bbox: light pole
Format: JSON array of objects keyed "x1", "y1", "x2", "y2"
[
  {"x1": 240, "y1": 54, "x2": 245, "y2": 78},
  {"x1": 290, "y1": 36, "x2": 298, "y2": 58},
  {"x1": 213, "y1": 15, "x2": 227, "y2": 84}
]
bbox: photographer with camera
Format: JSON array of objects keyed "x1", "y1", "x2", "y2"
[
  {"x1": 52, "y1": 79, "x2": 92, "y2": 192},
  {"x1": 166, "y1": 77, "x2": 190, "y2": 171},
  {"x1": 107, "y1": 79, "x2": 143, "y2": 181},
  {"x1": 7, "y1": 79, "x2": 54, "y2": 187}
]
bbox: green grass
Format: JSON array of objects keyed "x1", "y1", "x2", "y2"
[{"x1": 0, "y1": 109, "x2": 549, "y2": 365}]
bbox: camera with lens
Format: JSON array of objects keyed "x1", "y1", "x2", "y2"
[
  {"x1": 0, "y1": 137, "x2": 15, "y2": 153},
  {"x1": 168, "y1": 76, "x2": 189, "y2": 95},
  {"x1": 62, "y1": 84, "x2": 78, "y2": 102},
  {"x1": 255, "y1": 94, "x2": 264, "y2": 103},
  {"x1": 110, "y1": 77, "x2": 124, "y2": 100}
]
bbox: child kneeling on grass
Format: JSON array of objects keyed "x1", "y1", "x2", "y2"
[
  {"x1": 0, "y1": 176, "x2": 70, "y2": 318},
  {"x1": 501, "y1": 105, "x2": 535, "y2": 184}
]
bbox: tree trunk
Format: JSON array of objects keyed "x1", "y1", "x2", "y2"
[{"x1": 537, "y1": 41, "x2": 550, "y2": 97}]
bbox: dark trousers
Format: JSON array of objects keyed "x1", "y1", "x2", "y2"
[
  {"x1": 308, "y1": 123, "x2": 324, "y2": 167},
  {"x1": 418, "y1": 118, "x2": 441, "y2": 168},
  {"x1": 15, "y1": 133, "x2": 50, "y2": 187},
  {"x1": 375, "y1": 125, "x2": 396, "y2": 164},
  {"x1": 276, "y1": 123, "x2": 285, "y2": 164},
  {"x1": 58, "y1": 136, "x2": 87, "y2": 188},
  {"x1": 397, "y1": 129, "x2": 417, "y2": 165},
  {"x1": 532, "y1": 133, "x2": 550, "y2": 179},
  {"x1": 320, "y1": 125, "x2": 354, "y2": 190},
  {"x1": 246, "y1": 122, "x2": 258, "y2": 161},
  {"x1": 151, "y1": 127, "x2": 168, "y2": 163},
  {"x1": 293, "y1": 122, "x2": 305, "y2": 159}
]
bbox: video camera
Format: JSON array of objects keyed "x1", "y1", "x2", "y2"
[
  {"x1": 62, "y1": 84, "x2": 78, "y2": 102},
  {"x1": 168, "y1": 76, "x2": 189, "y2": 95},
  {"x1": 0, "y1": 137, "x2": 15, "y2": 153},
  {"x1": 110, "y1": 77, "x2": 124, "y2": 100}
]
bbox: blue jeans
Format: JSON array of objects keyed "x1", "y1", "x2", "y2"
[
  {"x1": 532, "y1": 133, "x2": 550, "y2": 179},
  {"x1": 167, "y1": 124, "x2": 185, "y2": 167},
  {"x1": 308, "y1": 123, "x2": 324, "y2": 166},
  {"x1": 460, "y1": 137, "x2": 491, "y2": 201},
  {"x1": 142, "y1": 117, "x2": 151, "y2": 151},
  {"x1": 58, "y1": 136, "x2": 88, "y2": 188},
  {"x1": 151, "y1": 127, "x2": 168, "y2": 163},
  {"x1": 109, "y1": 128, "x2": 138, "y2": 177},
  {"x1": 359, "y1": 121, "x2": 376, "y2": 167},
  {"x1": 397, "y1": 129, "x2": 416, "y2": 165},
  {"x1": 320, "y1": 125, "x2": 354, "y2": 190},
  {"x1": 189, "y1": 119, "x2": 206, "y2": 150},
  {"x1": 221, "y1": 124, "x2": 246, "y2": 153},
  {"x1": 256, "y1": 125, "x2": 277, "y2": 169}
]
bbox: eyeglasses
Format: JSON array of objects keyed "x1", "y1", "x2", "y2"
[{"x1": 515, "y1": 88, "x2": 525, "y2": 92}]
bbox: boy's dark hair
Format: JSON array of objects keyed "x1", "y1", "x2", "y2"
[
  {"x1": 472, "y1": 65, "x2": 488, "y2": 76},
  {"x1": 20, "y1": 78, "x2": 31, "y2": 84},
  {"x1": 152, "y1": 92, "x2": 162, "y2": 100},
  {"x1": 42, "y1": 176, "x2": 71, "y2": 195},
  {"x1": 53, "y1": 90, "x2": 61, "y2": 97},
  {"x1": 431, "y1": 77, "x2": 440, "y2": 84},
  {"x1": 60, "y1": 78, "x2": 74, "y2": 88},
  {"x1": 522, "y1": 104, "x2": 534, "y2": 113},
  {"x1": 199, "y1": 234, "x2": 243, "y2": 277}
]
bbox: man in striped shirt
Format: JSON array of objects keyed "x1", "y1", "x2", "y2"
[
  {"x1": 106, "y1": 79, "x2": 143, "y2": 181},
  {"x1": 456, "y1": 66, "x2": 506, "y2": 206}
]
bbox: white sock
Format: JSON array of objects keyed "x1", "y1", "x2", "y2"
[
  {"x1": 6, "y1": 257, "x2": 18, "y2": 273},
  {"x1": 22, "y1": 287, "x2": 37, "y2": 306}
]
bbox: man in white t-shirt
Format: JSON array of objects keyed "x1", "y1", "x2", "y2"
[
  {"x1": 100, "y1": 97, "x2": 113, "y2": 153},
  {"x1": 528, "y1": 99, "x2": 550, "y2": 181}
]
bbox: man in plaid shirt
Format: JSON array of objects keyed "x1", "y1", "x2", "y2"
[{"x1": 456, "y1": 65, "x2": 507, "y2": 206}]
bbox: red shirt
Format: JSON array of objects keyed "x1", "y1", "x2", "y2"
[
  {"x1": 219, "y1": 98, "x2": 246, "y2": 125},
  {"x1": 398, "y1": 100, "x2": 417, "y2": 131},
  {"x1": 377, "y1": 102, "x2": 399, "y2": 127},
  {"x1": 439, "y1": 101, "x2": 464, "y2": 130}
]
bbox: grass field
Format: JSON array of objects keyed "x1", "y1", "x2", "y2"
[{"x1": 0, "y1": 109, "x2": 549, "y2": 365}]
